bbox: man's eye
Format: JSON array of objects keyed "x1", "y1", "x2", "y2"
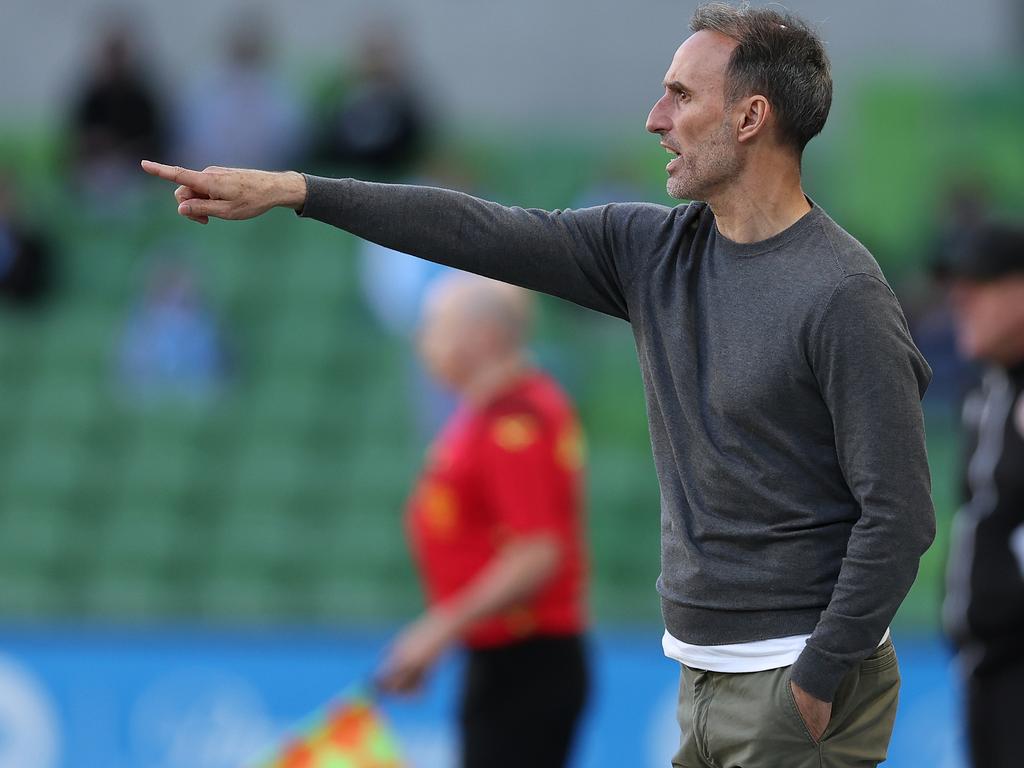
[{"x1": 675, "y1": 92, "x2": 689, "y2": 103}]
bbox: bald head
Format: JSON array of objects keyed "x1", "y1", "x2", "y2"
[
  {"x1": 419, "y1": 273, "x2": 533, "y2": 393},
  {"x1": 424, "y1": 273, "x2": 532, "y2": 344}
]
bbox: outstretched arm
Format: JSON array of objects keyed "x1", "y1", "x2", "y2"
[{"x1": 140, "y1": 160, "x2": 670, "y2": 320}]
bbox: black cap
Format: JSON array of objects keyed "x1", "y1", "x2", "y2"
[{"x1": 934, "y1": 220, "x2": 1024, "y2": 282}]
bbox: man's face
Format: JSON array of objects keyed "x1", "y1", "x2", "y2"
[
  {"x1": 949, "y1": 276, "x2": 1024, "y2": 365},
  {"x1": 646, "y1": 30, "x2": 743, "y2": 201},
  {"x1": 418, "y1": 292, "x2": 470, "y2": 391}
]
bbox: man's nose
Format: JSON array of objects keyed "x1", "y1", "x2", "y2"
[{"x1": 646, "y1": 97, "x2": 670, "y2": 135}]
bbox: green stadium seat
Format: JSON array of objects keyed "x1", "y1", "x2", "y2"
[
  {"x1": 96, "y1": 499, "x2": 182, "y2": 567},
  {"x1": 0, "y1": 506, "x2": 69, "y2": 566},
  {"x1": 82, "y1": 562, "x2": 179, "y2": 620},
  {"x1": 197, "y1": 567, "x2": 298, "y2": 622},
  {"x1": 1, "y1": 435, "x2": 85, "y2": 501},
  {"x1": 0, "y1": 566, "x2": 72, "y2": 618}
]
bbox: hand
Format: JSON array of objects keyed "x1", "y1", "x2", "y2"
[
  {"x1": 790, "y1": 680, "x2": 832, "y2": 742},
  {"x1": 140, "y1": 160, "x2": 307, "y2": 225},
  {"x1": 376, "y1": 611, "x2": 459, "y2": 695}
]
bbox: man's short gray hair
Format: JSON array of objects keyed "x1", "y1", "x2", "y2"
[{"x1": 691, "y1": 2, "x2": 832, "y2": 155}]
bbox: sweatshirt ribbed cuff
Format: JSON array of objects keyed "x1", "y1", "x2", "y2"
[
  {"x1": 294, "y1": 174, "x2": 336, "y2": 220},
  {"x1": 789, "y1": 643, "x2": 850, "y2": 703}
]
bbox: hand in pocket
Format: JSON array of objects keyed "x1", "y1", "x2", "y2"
[{"x1": 790, "y1": 680, "x2": 832, "y2": 742}]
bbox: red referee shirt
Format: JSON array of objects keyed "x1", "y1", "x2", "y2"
[{"x1": 406, "y1": 370, "x2": 588, "y2": 649}]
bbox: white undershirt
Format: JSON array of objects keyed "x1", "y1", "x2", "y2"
[{"x1": 662, "y1": 627, "x2": 891, "y2": 673}]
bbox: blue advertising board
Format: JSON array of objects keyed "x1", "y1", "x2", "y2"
[{"x1": 0, "y1": 626, "x2": 963, "y2": 768}]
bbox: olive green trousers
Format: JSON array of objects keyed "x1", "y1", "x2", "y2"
[{"x1": 672, "y1": 638, "x2": 900, "y2": 768}]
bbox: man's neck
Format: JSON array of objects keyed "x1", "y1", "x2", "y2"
[{"x1": 708, "y1": 157, "x2": 811, "y2": 244}]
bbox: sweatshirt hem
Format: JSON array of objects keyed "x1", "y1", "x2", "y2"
[{"x1": 660, "y1": 597, "x2": 823, "y2": 645}]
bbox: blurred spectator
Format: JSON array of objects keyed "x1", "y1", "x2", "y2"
[
  {"x1": 357, "y1": 157, "x2": 479, "y2": 438},
  {"x1": 941, "y1": 220, "x2": 1024, "y2": 768},
  {"x1": 68, "y1": 21, "x2": 166, "y2": 198},
  {"x1": 177, "y1": 14, "x2": 304, "y2": 170},
  {"x1": 360, "y1": 231, "x2": 456, "y2": 438},
  {"x1": 359, "y1": 236, "x2": 457, "y2": 438},
  {"x1": 0, "y1": 172, "x2": 55, "y2": 309},
  {"x1": 907, "y1": 181, "x2": 993, "y2": 409},
  {"x1": 377, "y1": 274, "x2": 590, "y2": 768},
  {"x1": 906, "y1": 284, "x2": 976, "y2": 412},
  {"x1": 931, "y1": 178, "x2": 992, "y2": 279},
  {"x1": 312, "y1": 21, "x2": 429, "y2": 178},
  {"x1": 118, "y1": 258, "x2": 229, "y2": 405}
]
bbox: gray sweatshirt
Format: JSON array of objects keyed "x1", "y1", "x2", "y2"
[{"x1": 299, "y1": 176, "x2": 936, "y2": 702}]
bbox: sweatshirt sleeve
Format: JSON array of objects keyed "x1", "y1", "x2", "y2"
[
  {"x1": 298, "y1": 174, "x2": 669, "y2": 321},
  {"x1": 791, "y1": 273, "x2": 936, "y2": 702}
]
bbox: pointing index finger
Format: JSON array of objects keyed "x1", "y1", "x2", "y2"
[{"x1": 140, "y1": 160, "x2": 209, "y2": 193}]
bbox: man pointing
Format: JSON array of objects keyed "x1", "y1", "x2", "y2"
[{"x1": 142, "y1": 4, "x2": 934, "y2": 765}]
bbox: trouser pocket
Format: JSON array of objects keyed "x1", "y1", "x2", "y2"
[
  {"x1": 693, "y1": 666, "x2": 821, "y2": 768},
  {"x1": 783, "y1": 671, "x2": 823, "y2": 746},
  {"x1": 816, "y1": 638, "x2": 901, "y2": 766}
]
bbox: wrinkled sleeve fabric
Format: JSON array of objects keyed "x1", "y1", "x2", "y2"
[
  {"x1": 791, "y1": 273, "x2": 936, "y2": 702},
  {"x1": 298, "y1": 174, "x2": 669, "y2": 321}
]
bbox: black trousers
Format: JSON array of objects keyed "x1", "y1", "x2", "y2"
[
  {"x1": 459, "y1": 634, "x2": 589, "y2": 768},
  {"x1": 966, "y1": 656, "x2": 1024, "y2": 768}
]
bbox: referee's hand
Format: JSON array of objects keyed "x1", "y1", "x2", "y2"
[
  {"x1": 376, "y1": 610, "x2": 459, "y2": 695},
  {"x1": 140, "y1": 160, "x2": 307, "y2": 225}
]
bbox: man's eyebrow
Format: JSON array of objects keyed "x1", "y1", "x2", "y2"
[{"x1": 663, "y1": 80, "x2": 690, "y2": 94}]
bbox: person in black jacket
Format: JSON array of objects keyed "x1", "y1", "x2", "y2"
[
  {"x1": 69, "y1": 24, "x2": 166, "y2": 197},
  {"x1": 0, "y1": 173, "x2": 54, "y2": 309},
  {"x1": 941, "y1": 220, "x2": 1024, "y2": 768}
]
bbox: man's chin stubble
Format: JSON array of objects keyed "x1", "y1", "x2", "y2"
[{"x1": 667, "y1": 178, "x2": 698, "y2": 201}]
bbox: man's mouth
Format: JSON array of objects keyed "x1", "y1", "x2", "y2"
[{"x1": 662, "y1": 144, "x2": 682, "y2": 173}]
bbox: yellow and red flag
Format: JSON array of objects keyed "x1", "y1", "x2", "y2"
[{"x1": 256, "y1": 689, "x2": 405, "y2": 768}]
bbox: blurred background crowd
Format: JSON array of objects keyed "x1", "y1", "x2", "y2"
[{"x1": 0, "y1": 1, "x2": 1022, "y2": 767}]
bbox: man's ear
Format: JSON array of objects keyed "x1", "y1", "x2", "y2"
[{"x1": 737, "y1": 95, "x2": 771, "y2": 144}]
